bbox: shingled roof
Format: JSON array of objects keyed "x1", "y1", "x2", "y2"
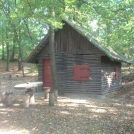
[{"x1": 27, "y1": 19, "x2": 131, "y2": 64}]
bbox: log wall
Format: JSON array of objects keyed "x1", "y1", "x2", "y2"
[{"x1": 36, "y1": 23, "x2": 121, "y2": 95}]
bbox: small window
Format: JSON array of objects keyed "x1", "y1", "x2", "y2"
[{"x1": 73, "y1": 64, "x2": 91, "y2": 81}]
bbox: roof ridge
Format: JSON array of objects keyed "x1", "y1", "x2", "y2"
[
  {"x1": 64, "y1": 19, "x2": 131, "y2": 64},
  {"x1": 27, "y1": 19, "x2": 132, "y2": 64}
]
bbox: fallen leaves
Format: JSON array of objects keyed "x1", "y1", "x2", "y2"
[{"x1": 0, "y1": 83, "x2": 134, "y2": 134}]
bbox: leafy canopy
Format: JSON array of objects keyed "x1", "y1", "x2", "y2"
[{"x1": 0, "y1": 0, "x2": 133, "y2": 60}]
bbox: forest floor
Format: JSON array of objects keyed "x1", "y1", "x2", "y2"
[{"x1": 0, "y1": 61, "x2": 134, "y2": 134}]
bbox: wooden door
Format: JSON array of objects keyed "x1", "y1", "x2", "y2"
[{"x1": 43, "y1": 59, "x2": 52, "y2": 87}]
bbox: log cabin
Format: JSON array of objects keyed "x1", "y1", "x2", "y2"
[{"x1": 27, "y1": 20, "x2": 130, "y2": 96}]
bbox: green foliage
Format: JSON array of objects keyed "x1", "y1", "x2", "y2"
[{"x1": 0, "y1": 0, "x2": 133, "y2": 61}]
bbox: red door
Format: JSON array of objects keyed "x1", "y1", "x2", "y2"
[{"x1": 43, "y1": 59, "x2": 52, "y2": 87}]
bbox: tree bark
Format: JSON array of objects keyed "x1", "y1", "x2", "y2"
[
  {"x1": 1, "y1": 24, "x2": 5, "y2": 60},
  {"x1": 48, "y1": 26, "x2": 58, "y2": 106},
  {"x1": 5, "y1": 29, "x2": 10, "y2": 71},
  {"x1": 10, "y1": 41, "x2": 16, "y2": 61},
  {"x1": 106, "y1": 21, "x2": 111, "y2": 46},
  {"x1": 2, "y1": 41, "x2": 5, "y2": 60},
  {"x1": 17, "y1": 29, "x2": 23, "y2": 71}
]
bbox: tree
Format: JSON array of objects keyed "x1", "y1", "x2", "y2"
[{"x1": 0, "y1": 0, "x2": 46, "y2": 70}]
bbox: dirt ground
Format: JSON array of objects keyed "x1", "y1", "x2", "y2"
[
  {"x1": 0, "y1": 82, "x2": 134, "y2": 134},
  {"x1": 0, "y1": 63, "x2": 133, "y2": 134}
]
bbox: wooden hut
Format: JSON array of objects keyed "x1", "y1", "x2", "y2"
[{"x1": 27, "y1": 20, "x2": 130, "y2": 96}]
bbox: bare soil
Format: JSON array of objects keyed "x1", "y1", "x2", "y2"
[{"x1": 0, "y1": 62, "x2": 133, "y2": 134}]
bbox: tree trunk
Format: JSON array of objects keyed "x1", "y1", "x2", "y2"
[
  {"x1": 18, "y1": 58, "x2": 22, "y2": 71},
  {"x1": 10, "y1": 41, "x2": 16, "y2": 61},
  {"x1": 5, "y1": 29, "x2": 9, "y2": 71},
  {"x1": 48, "y1": 26, "x2": 58, "y2": 106},
  {"x1": 18, "y1": 29, "x2": 23, "y2": 71},
  {"x1": 106, "y1": 21, "x2": 111, "y2": 46},
  {"x1": 2, "y1": 42, "x2": 5, "y2": 60},
  {"x1": 22, "y1": 63, "x2": 25, "y2": 77},
  {"x1": 10, "y1": 27, "x2": 18, "y2": 61},
  {"x1": 1, "y1": 25, "x2": 5, "y2": 60},
  {"x1": 49, "y1": 92, "x2": 55, "y2": 106},
  {"x1": 11, "y1": 24, "x2": 22, "y2": 71}
]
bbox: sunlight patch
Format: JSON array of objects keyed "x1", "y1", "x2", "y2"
[
  {"x1": 1, "y1": 120, "x2": 8, "y2": 123},
  {"x1": 59, "y1": 98, "x2": 88, "y2": 104},
  {"x1": 0, "y1": 103, "x2": 4, "y2": 107},
  {"x1": 60, "y1": 110, "x2": 70, "y2": 115},
  {"x1": 126, "y1": 104, "x2": 134, "y2": 107},
  {"x1": 13, "y1": 103, "x2": 20, "y2": 106},
  {"x1": 0, "y1": 129, "x2": 30, "y2": 134},
  {"x1": 108, "y1": 108, "x2": 117, "y2": 114},
  {"x1": 91, "y1": 108, "x2": 107, "y2": 113},
  {"x1": 0, "y1": 108, "x2": 14, "y2": 112}
]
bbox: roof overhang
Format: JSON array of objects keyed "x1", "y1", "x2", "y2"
[{"x1": 27, "y1": 20, "x2": 132, "y2": 64}]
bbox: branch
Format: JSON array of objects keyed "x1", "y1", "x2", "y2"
[
  {"x1": 26, "y1": 0, "x2": 34, "y2": 15},
  {"x1": 23, "y1": 18, "x2": 33, "y2": 42}
]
